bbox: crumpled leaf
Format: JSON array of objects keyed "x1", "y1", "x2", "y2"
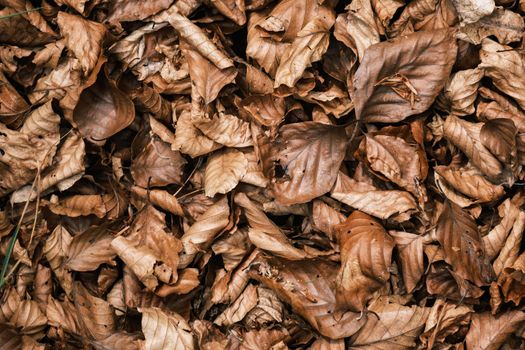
[
  {"x1": 131, "y1": 136, "x2": 187, "y2": 188},
  {"x1": 204, "y1": 148, "x2": 248, "y2": 197},
  {"x1": 0, "y1": 102, "x2": 60, "y2": 196},
  {"x1": 349, "y1": 297, "x2": 429, "y2": 349},
  {"x1": 214, "y1": 283, "x2": 258, "y2": 326},
  {"x1": 208, "y1": 0, "x2": 246, "y2": 26},
  {"x1": 268, "y1": 122, "x2": 348, "y2": 205},
  {"x1": 335, "y1": 211, "x2": 395, "y2": 312},
  {"x1": 274, "y1": 10, "x2": 335, "y2": 88},
  {"x1": 139, "y1": 307, "x2": 194, "y2": 350},
  {"x1": 390, "y1": 231, "x2": 426, "y2": 293},
  {"x1": 56, "y1": 12, "x2": 106, "y2": 76},
  {"x1": 73, "y1": 282, "x2": 115, "y2": 340},
  {"x1": 458, "y1": 7, "x2": 524, "y2": 45},
  {"x1": 193, "y1": 112, "x2": 252, "y2": 147},
  {"x1": 331, "y1": 172, "x2": 418, "y2": 221},
  {"x1": 465, "y1": 311, "x2": 525, "y2": 350},
  {"x1": 437, "y1": 68, "x2": 483, "y2": 116},
  {"x1": 480, "y1": 38, "x2": 525, "y2": 112},
  {"x1": 435, "y1": 201, "x2": 495, "y2": 286},
  {"x1": 334, "y1": 0, "x2": 380, "y2": 61},
  {"x1": 65, "y1": 226, "x2": 116, "y2": 272},
  {"x1": 352, "y1": 29, "x2": 457, "y2": 123},
  {"x1": 248, "y1": 252, "x2": 367, "y2": 339},
  {"x1": 451, "y1": 0, "x2": 494, "y2": 24},
  {"x1": 235, "y1": 192, "x2": 309, "y2": 260},
  {"x1": 173, "y1": 110, "x2": 222, "y2": 158}
]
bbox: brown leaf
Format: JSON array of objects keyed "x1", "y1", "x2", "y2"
[
  {"x1": 335, "y1": 211, "x2": 395, "y2": 312},
  {"x1": 390, "y1": 231, "x2": 425, "y2": 293},
  {"x1": 208, "y1": 0, "x2": 246, "y2": 26},
  {"x1": 437, "y1": 68, "x2": 483, "y2": 116},
  {"x1": 65, "y1": 226, "x2": 116, "y2": 272},
  {"x1": 73, "y1": 69, "x2": 135, "y2": 144},
  {"x1": 480, "y1": 38, "x2": 525, "y2": 112},
  {"x1": 274, "y1": 9, "x2": 335, "y2": 88},
  {"x1": 268, "y1": 122, "x2": 348, "y2": 205},
  {"x1": 465, "y1": 311, "x2": 525, "y2": 350},
  {"x1": 451, "y1": 0, "x2": 494, "y2": 24},
  {"x1": 458, "y1": 7, "x2": 524, "y2": 45},
  {"x1": 107, "y1": 0, "x2": 173, "y2": 23},
  {"x1": 349, "y1": 297, "x2": 429, "y2": 349},
  {"x1": 248, "y1": 252, "x2": 367, "y2": 339},
  {"x1": 214, "y1": 283, "x2": 258, "y2": 326},
  {"x1": 480, "y1": 118, "x2": 518, "y2": 165},
  {"x1": 331, "y1": 172, "x2": 418, "y2": 221},
  {"x1": 181, "y1": 40, "x2": 237, "y2": 105},
  {"x1": 204, "y1": 148, "x2": 248, "y2": 197},
  {"x1": 56, "y1": 12, "x2": 106, "y2": 76},
  {"x1": 311, "y1": 199, "x2": 346, "y2": 241},
  {"x1": 139, "y1": 307, "x2": 195, "y2": 350},
  {"x1": 173, "y1": 110, "x2": 222, "y2": 157},
  {"x1": 435, "y1": 165, "x2": 505, "y2": 207},
  {"x1": 352, "y1": 29, "x2": 457, "y2": 123},
  {"x1": 0, "y1": 7, "x2": 55, "y2": 47},
  {"x1": 235, "y1": 192, "x2": 309, "y2": 260},
  {"x1": 193, "y1": 112, "x2": 253, "y2": 147},
  {"x1": 435, "y1": 202, "x2": 495, "y2": 286},
  {"x1": 334, "y1": 0, "x2": 380, "y2": 61},
  {"x1": 443, "y1": 115, "x2": 509, "y2": 184},
  {"x1": 179, "y1": 197, "x2": 230, "y2": 267},
  {"x1": 73, "y1": 282, "x2": 115, "y2": 340}
]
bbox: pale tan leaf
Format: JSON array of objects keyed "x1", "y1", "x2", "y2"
[
  {"x1": 244, "y1": 286, "x2": 284, "y2": 328},
  {"x1": 483, "y1": 199, "x2": 523, "y2": 261},
  {"x1": 180, "y1": 197, "x2": 230, "y2": 267},
  {"x1": 443, "y1": 115, "x2": 507, "y2": 184},
  {"x1": 465, "y1": 311, "x2": 525, "y2": 350},
  {"x1": 349, "y1": 298, "x2": 429, "y2": 349},
  {"x1": 130, "y1": 186, "x2": 184, "y2": 216},
  {"x1": 420, "y1": 299, "x2": 472, "y2": 349},
  {"x1": 111, "y1": 236, "x2": 170, "y2": 291},
  {"x1": 451, "y1": 0, "x2": 494, "y2": 24},
  {"x1": 235, "y1": 192, "x2": 309, "y2": 260},
  {"x1": 9, "y1": 300, "x2": 47, "y2": 335},
  {"x1": 11, "y1": 131, "x2": 85, "y2": 203},
  {"x1": 208, "y1": 0, "x2": 246, "y2": 25},
  {"x1": 139, "y1": 307, "x2": 195, "y2": 350},
  {"x1": 126, "y1": 205, "x2": 183, "y2": 282},
  {"x1": 44, "y1": 225, "x2": 73, "y2": 294},
  {"x1": 330, "y1": 172, "x2": 418, "y2": 221},
  {"x1": 371, "y1": 0, "x2": 404, "y2": 28},
  {"x1": 46, "y1": 194, "x2": 106, "y2": 218},
  {"x1": 335, "y1": 211, "x2": 395, "y2": 312},
  {"x1": 242, "y1": 95, "x2": 286, "y2": 128},
  {"x1": 437, "y1": 68, "x2": 483, "y2": 116},
  {"x1": 73, "y1": 282, "x2": 115, "y2": 340},
  {"x1": 435, "y1": 165, "x2": 505, "y2": 207},
  {"x1": 274, "y1": 10, "x2": 335, "y2": 88},
  {"x1": 480, "y1": 39, "x2": 525, "y2": 111},
  {"x1": 204, "y1": 149, "x2": 248, "y2": 197},
  {"x1": 92, "y1": 331, "x2": 142, "y2": 350},
  {"x1": 334, "y1": 0, "x2": 380, "y2": 61},
  {"x1": 352, "y1": 29, "x2": 457, "y2": 123},
  {"x1": 212, "y1": 227, "x2": 251, "y2": 271},
  {"x1": 173, "y1": 110, "x2": 222, "y2": 158},
  {"x1": 458, "y1": 7, "x2": 524, "y2": 45},
  {"x1": 214, "y1": 284, "x2": 258, "y2": 326},
  {"x1": 0, "y1": 102, "x2": 60, "y2": 196},
  {"x1": 162, "y1": 9, "x2": 233, "y2": 70},
  {"x1": 311, "y1": 200, "x2": 346, "y2": 241},
  {"x1": 155, "y1": 268, "x2": 200, "y2": 297},
  {"x1": 193, "y1": 112, "x2": 252, "y2": 147},
  {"x1": 56, "y1": 12, "x2": 106, "y2": 75},
  {"x1": 181, "y1": 40, "x2": 237, "y2": 105},
  {"x1": 493, "y1": 210, "x2": 525, "y2": 276},
  {"x1": 46, "y1": 297, "x2": 81, "y2": 335},
  {"x1": 65, "y1": 226, "x2": 116, "y2": 272},
  {"x1": 0, "y1": 287, "x2": 21, "y2": 323},
  {"x1": 241, "y1": 149, "x2": 269, "y2": 188},
  {"x1": 309, "y1": 337, "x2": 345, "y2": 350}
]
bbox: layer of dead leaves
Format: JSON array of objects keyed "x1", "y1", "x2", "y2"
[{"x1": 2, "y1": 0, "x2": 525, "y2": 349}]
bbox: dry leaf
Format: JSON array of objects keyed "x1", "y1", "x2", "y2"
[
  {"x1": 335, "y1": 211, "x2": 395, "y2": 312},
  {"x1": 204, "y1": 148, "x2": 248, "y2": 197},
  {"x1": 352, "y1": 29, "x2": 457, "y2": 123},
  {"x1": 139, "y1": 307, "x2": 195, "y2": 350}
]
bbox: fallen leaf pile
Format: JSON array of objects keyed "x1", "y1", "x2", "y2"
[{"x1": 3, "y1": 0, "x2": 525, "y2": 348}]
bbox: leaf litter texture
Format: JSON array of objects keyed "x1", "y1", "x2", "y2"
[{"x1": 1, "y1": 0, "x2": 525, "y2": 349}]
